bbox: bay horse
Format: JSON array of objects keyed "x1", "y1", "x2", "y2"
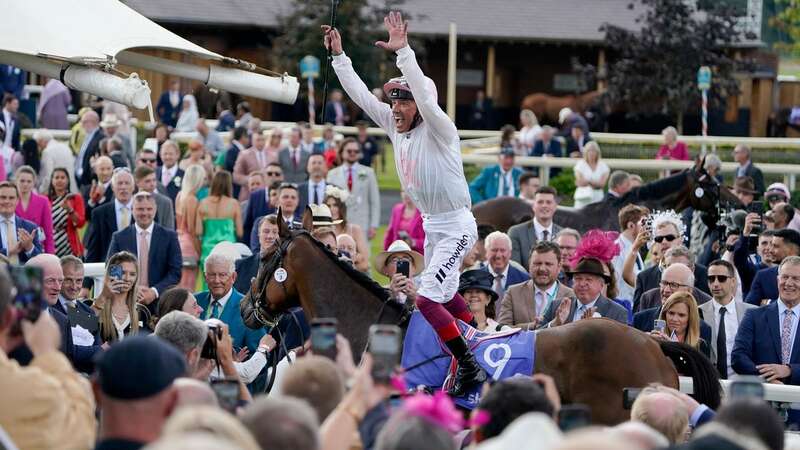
[
  {"x1": 241, "y1": 208, "x2": 721, "y2": 425},
  {"x1": 520, "y1": 91, "x2": 601, "y2": 124},
  {"x1": 472, "y1": 159, "x2": 741, "y2": 234}
]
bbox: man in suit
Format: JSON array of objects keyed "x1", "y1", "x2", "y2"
[
  {"x1": 565, "y1": 124, "x2": 590, "y2": 157},
  {"x1": 196, "y1": 253, "x2": 266, "y2": 354},
  {"x1": 233, "y1": 131, "x2": 271, "y2": 201},
  {"x1": 611, "y1": 204, "x2": 647, "y2": 303},
  {"x1": 81, "y1": 155, "x2": 114, "y2": 219},
  {"x1": 701, "y1": 260, "x2": 757, "y2": 380},
  {"x1": 555, "y1": 228, "x2": 581, "y2": 287},
  {"x1": 733, "y1": 216, "x2": 773, "y2": 295},
  {"x1": 54, "y1": 256, "x2": 103, "y2": 373},
  {"x1": 529, "y1": 126, "x2": 562, "y2": 178},
  {"x1": 107, "y1": 192, "x2": 182, "y2": 315},
  {"x1": 222, "y1": 126, "x2": 250, "y2": 199},
  {"x1": 35, "y1": 129, "x2": 77, "y2": 194},
  {"x1": 637, "y1": 246, "x2": 711, "y2": 312},
  {"x1": 234, "y1": 215, "x2": 278, "y2": 295},
  {"x1": 249, "y1": 184, "x2": 301, "y2": 252},
  {"x1": 733, "y1": 255, "x2": 800, "y2": 388},
  {"x1": 278, "y1": 127, "x2": 311, "y2": 184},
  {"x1": 0, "y1": 94, "x2": 20, "y2": 152},
  {"x1": 155, "y1": 79, "x2": 183, "y2": 128},
  {"x1": 155, "y1": 141, "x2": 184, "y2": 204},
  {"x1": 327, "y1": 137, "x2": 380, "y2": 240},
  {"x1": 732, "y1": 144, "x2": 765, "y2": 196},
  {"x1": 298, "y1": 154, "x2": 328, "y2": 213},
  {"x1": 83, "y1": 169, "x2": 134, "y2": 286},
  {"x1": 746, "y1": 228, "x2": 800, "y2": 305},
  {"x1": 633, "y1": 221, "x2": 710, "y2": 310},
  {"x1": 75, "y1": 110, "x2": 105, "y2": 189},
  {"x1": 468, "y1": 147, "x2": 523, "y2": 204},
  {"x1": 498, "y1": 241, "x2": 574, "y2": 330},
  {"x1": 541, "y1": 257, "x2": 628, "y2": 327},
  {"x1": 634, "y1": 263, "x2": 707, "y2": 332},
  {"x1": 0, "y1": 181, "x2": 41, "y2": 264},
  {"x1": 134, "y1": 165, "x2": 175, "y2": 230},
  {"x1": 479, "y1": 231, "x2": 530, "y2": 306},
  {"x1": 0, "y1": 66, "x2": 25, "y2": 100},
  {"x1": 323, "y1": 89, "x2": 349, "y2": 125},
  {"x1": 508, "y1": 186, "x2": 563, "y2": 269}
]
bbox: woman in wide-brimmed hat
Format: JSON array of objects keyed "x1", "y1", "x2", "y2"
[{"x1": 458, "y1": 269, "x2": 511, "y2": 333}]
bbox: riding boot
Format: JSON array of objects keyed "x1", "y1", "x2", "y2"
[{"x1": 444, "y1": 335, "x2": 487, "y2": 397}]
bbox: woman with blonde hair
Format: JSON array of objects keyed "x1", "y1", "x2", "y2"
[
  {"x1": 91, "y1": 251, "x2": 151, "y2": 343},
  {"x1": 572, "y1": 141, "x2": 610, "y2": 208},
  {"x1": 263, "y1": 128, "x2": 283, "y2": 165},
  {"x1": 161, "y1": 406, "x2": 260, "y2": 450},
  {"x1": 518, "y1": 109, "x2": 542, "y2": 153},
  {"x1": 650, "y1": 291, "x2": 710, "y2": 357},
  {"x1": 176, "y1": 164, "x2": 206, "y2": 289},
  {"x1": 324, "y1": 185, "x2": 369, "y2": 272}
]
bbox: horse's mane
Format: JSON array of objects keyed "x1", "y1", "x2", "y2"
[{"x1": 300, "y1": 232, "x2": 393, "y2": 303}]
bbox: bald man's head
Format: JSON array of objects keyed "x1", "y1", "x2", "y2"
[
  {"x1": 94, "y1": 156, "x2": 114, "y2": 183},
  {"x1": 631, "y1": 392, "x2": 688, "y2": 444},
  {"x1": 174, "y1": 378, "x2": 219, "y2": 408}
]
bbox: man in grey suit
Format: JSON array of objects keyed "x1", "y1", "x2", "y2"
[
  {"x1": 508, "y1": 186, "x2": 563, "y2": 269},
  {"x1": 540, "y1": 257, "x2": 628, "y2": 327},
  {"x1": 327, "y1": 137, "x2": 380, "y2": 240},
  {"x1": 701, "y1": 259, "x2": 756, "y2": 379},
  {"x1": 278, "y1": 127, "x2": 311, "y2": 184}
]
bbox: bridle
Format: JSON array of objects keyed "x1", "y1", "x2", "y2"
[{"x1": 248, "y1": 230, "x2": 299, "y2": 328}]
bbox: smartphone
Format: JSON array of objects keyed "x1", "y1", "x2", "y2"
[
  {"x1": 622, "y1": 387, "x2": 642, "y2": 410},
  {"x1": 558, "y1": 404, "x2": 592, "y2": 431},
  {"x1": 368, "y1": 324, "x2": 401, "y2": 384},
  {"x1": 653, "y1": 319, "x2": 666, "y2": 334},
  {"x1": 729, "y1": 375, "x2": 765, "y2": 399},
  {"x1": 210, "y1": 378, "x2": 240, "y2": 413},
  {"x1": 749, "y1": 201, "x2": 764, "y2": 236},
  {"x1": 10, "y1": 266, "x2": 44, "y2": 334},
  {"x1": 108, "y1": 264, "x2": 123, "y2": 281},
  {"x1": 396, "y1": 260, "x2": 410, "y2": 278},
  {"x1": 310, "y1": 318, "x2": 338, "y2": 360}
]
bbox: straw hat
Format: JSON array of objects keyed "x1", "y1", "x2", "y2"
[
  {"x1": 309, "y1": 204, "x2": 342, "y2": 227},
  {"x1": 100, "y1": 113, "x2": 122, "y2": 129},
  {"x1": 374, "y1": 240, "x2": 424, "y2": 277}
]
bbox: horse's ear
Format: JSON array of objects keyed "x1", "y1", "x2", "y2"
[
  {"x1": 277, "y1": 207, "x2": 290, "y2": 238},
  {"x1": 301, "y1": 206, "x2": 313, "y2": 231}
]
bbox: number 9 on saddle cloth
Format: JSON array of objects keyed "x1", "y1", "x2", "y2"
[{"x1": 401, "y1": 311, "x2": 535, "y2": 409}]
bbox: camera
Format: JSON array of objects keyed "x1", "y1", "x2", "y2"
[{"x1": 201, "y1": 318, "x2": 225, "y2": 360}]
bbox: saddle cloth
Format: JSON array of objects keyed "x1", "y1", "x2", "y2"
[{"x1": 401, "y1": 311, "x2": 536, "y2": 409}]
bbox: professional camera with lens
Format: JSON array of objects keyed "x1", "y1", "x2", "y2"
[{"x1": 201, "y1": 318, "x2": 224, "y2": 360}]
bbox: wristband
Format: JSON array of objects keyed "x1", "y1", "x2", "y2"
[{"x1": 257, "y1": 345, "x2": 270, "y2": 354}]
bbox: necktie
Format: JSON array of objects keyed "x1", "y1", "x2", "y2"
[
  {"x1": 493, "y1": 274, "x2": 505, "y2": 300},
  {"x1": 209, "y1": 300, "x2": 221, "y2": 319},
  {"x1": 717, "y1": 307, "x2": 728, "y2": 379},
  {"x1": 5, "y1": 219, "x2": 18, "y2": 265},
  {"x1": 313, "y1": 183, "x2": 320, "y2": 204},
  {"x1": 535, "y1": 291, "x2": 545, "y2": 315},
  {"x1": 120, "y1": 207, "x2": 130, "y2": 229},
  {"x1": 138, "y1": 230, "x2": 149, "y2": 288},
  {"x1": 347, "y1": 167, "x2": 354, "y2": 191},
  {"x1": 68, "y1": 300, "x2": 77, "y2": 309},
  {"x1": 162, "y1": 168, "x2": 170, "y2": 187},
  {"x1": 782, "y1": 310, "x2": 794, "y2": 364},
  {"x1": 292, "y1": 149, "x2": 298, "y2": 169},
  {"x1": 576, "y1": 304, "x2": 587, "y2": 321},
  {"x1": 542, "y1": 229, "x2": 549, "y2": 242}
]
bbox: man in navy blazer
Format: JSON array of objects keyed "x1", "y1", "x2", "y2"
[
  {"x1": 529, "y1": 126, "x2": 563, "y2": 178},
  {"x1": 107, "y1": 192, "x2": 181, "y2": 315},
  {"x1": 54, "y1": 256, "x2": 103, "y2": 374},
  {"x1": 479, "y1": 231, "x2": 531, "y2": 299},
  {"x1": 745, "y1": 229, "x2": 800, "y2": 305},
  {"x1": 733, "y1": 257, "x2": 800, "y2": 390},
  {"x1": 155, "y1": 141, "x2": 184, "y2": 203},
  {"x1": 469, "y1": 147, "x2": 523, "y2": 204},
  {"x1": 0, "y1": 94, "x2": 21, "y2": 151},
  {"x1": 0, "y1": 182, "x2": 42, "y2": 264},
  {"x1": 195, "y1": 253, "x2": 266, "y2": 355},
  {"x1": 155, "y1": 80, "x2": 183, "y2": 128}
]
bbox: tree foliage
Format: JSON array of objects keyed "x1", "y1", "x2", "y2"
[
  {"x1": 770, "y1": 0, "x2": 800, "y2": 56},
  {"x1": 580, "y1": 0, "x2": 752, "y2": 126},
  {"x1": 271, "y1": 0, "x2": 418, "y2": 92}
]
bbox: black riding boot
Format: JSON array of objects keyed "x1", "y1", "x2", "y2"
[{"x1": 444, "y1": 335, "x2": 487, "y2": 397}]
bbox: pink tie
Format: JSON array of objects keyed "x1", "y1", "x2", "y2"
[
  {"x1": 162, "y1": 169, "x2": 170, "y2": 187},
  {"x1": 138, "y1": 230, "x2": 149, "y2": 288}
]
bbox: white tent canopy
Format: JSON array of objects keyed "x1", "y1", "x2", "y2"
[{"x1": 0, "y1": 0, "x2": 298, "y2": 110}]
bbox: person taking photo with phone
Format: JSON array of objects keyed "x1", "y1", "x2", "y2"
[
  {"x1": 91, "y1": 251, "x2": 151, "y2": 344},
  {"x1": 325, "y1": 11, "x2": 485, "y2": 395},
  {"x1": 375, "y1": 240, "x2": 423, "y2": 305}
]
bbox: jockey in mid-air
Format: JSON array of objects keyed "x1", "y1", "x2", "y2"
[{"x1": 323, "y1": 11, "x2": 486, "y2": 395}]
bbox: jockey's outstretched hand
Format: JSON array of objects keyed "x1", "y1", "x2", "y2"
[
  {"x1": 322, "y1": 25, "x2": 343, "y2": 56},
  {"x1": 375, "y1": 11, "x2": 408, "y2": 52}
]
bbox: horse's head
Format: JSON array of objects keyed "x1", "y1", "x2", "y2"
[
  {"x1": 682, "y1": 156, "x2": 720, "y2": 227},
  {"x1": 241, "y1": 207, "x2": 315, "y2": 329}
]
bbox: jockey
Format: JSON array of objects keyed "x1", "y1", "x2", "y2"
[{"x1": 324, "y1": 12, "x2": 485, "y2": 395}]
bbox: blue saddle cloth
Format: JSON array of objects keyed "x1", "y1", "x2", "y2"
[{"x1": 401, "y1": 311, "x2": 536, "y2": 409}]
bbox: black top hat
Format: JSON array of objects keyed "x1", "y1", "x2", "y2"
[
  {"x1": 567, "y1": 257, "x2": 611, "y2": 283},
  {"x1": 458, "y1": 269, "x2": 499, "y2": 302}
]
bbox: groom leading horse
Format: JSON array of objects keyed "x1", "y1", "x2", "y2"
[{"x1": 324, "y1": 12, "x2": 486, "y2": 396}]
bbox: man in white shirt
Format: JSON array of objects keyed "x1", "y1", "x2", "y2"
[
  {"x1": 0, "y1": 182, "x2": 40, "y2": 264},
  {"x1": 35, "y1": 129, "x2": 77, "y2": 194},
  {"x1": 299, "y1": 154, "x2": 328, "y2": 210},
  {"x1": 1, "y1": 95, "x2": 19, "y2": 151},
  {"x1": 156, "y1": 141, "x2": 184, "y2": 203},
  {"x1": 480, "y1": 231, "x2": 530, "y2": 305},
  {"x1": 509, "y1": 186, "x2": 563, "y2": 269},
  {"x1": 700, "y1": 260, "x2": 755, "y2": 379},
  {"x1": 279, "y1": 128, "x2": 310, "y2": 184},
  {"x1": 612, "y1": 205, "x2": 648, "y2": 302}
]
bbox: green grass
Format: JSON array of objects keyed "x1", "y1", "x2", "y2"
[
  {"x1": 370, "y1": 225, "x2": 389, "y2": 284},
  {"x1": 376, "y1": 144, "x2": 402, "y2": 191}
]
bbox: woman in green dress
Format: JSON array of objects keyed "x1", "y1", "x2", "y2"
[{"x1": 196, "y1": 170, "x2": 243, "y2": 287}]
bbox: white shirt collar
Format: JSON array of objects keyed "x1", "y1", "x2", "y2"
[
  {"x1": 212, "y1": 288, "x2": 234, "y2": 310},
  {"x1": 115, "y1": 198, "x2": 133, "y2": 212},
  {"x1": 0, "y1": 214, "x2": 15, "y2": 226},
  {"x1": 488, "y1": 264, "x2": 510, "y2": 280},
  {"x1": 778, "y1": 299, "x2": 800, "y2": 317},
  {"x1": 533, "y1": 219, "x2": 553, "y2": 236},
  {"x1": 713, "y1": 298, "x2": 737, "y2": 314},
  {"x1": 534, "y1": 281, "x2": 558, "y2": 297},
  {"x1": 135, "y1": 222, "x2": 155, "y2": 235}
]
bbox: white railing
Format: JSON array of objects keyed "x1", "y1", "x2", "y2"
[
  {"x1": 84, "y1": 262, "x2": 106, "y2": 294},
  {"x1": 679, "y1": 376, "x2": 800, "y2": 404}
]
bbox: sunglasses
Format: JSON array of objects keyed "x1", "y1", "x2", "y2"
[
  {"x1": 140, "y1": 158, "x2": 156, "y2": 163},
  {"x1": 266, "y1": 171, "x2": 282, "y2": 176},
  {"x1": 654, "y1": 234, "x2": 678, "y2": 243},
  {"x1": 708, "y1": 275, "x2": 730, "y2": 283}
]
